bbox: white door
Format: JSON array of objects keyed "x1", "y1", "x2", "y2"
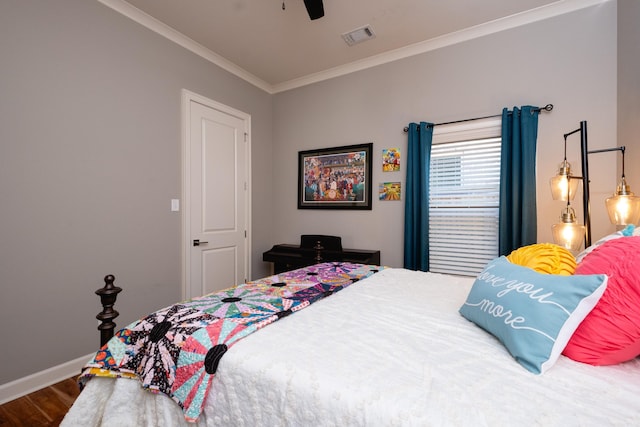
[{"x1": 183, "y1": 91, "x2": 251, "y2": 299}]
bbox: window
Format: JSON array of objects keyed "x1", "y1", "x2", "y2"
[{"x1": 428, "y1": 118, "x2": 501, "y2": 276}]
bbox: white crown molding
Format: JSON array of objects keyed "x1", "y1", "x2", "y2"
[
  {"x1": 97, "y1": 0, "x2": 273, "y2": 94},
  {"x1": 272, "y1": 0, "x2": 609, "y2": 93},
  {"x1": 99, "y1": 0, "x2": 609, "y2": 95}
]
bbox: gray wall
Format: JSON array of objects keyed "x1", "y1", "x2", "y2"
[
  {"x1": 0, "y1": 0, "x2": 630, "y2": 387},
  {"x1": 619, "y1": 0, "x2": 640, "y2": 188},
  {"x1": 0, "y1": 0, "x2": 273, "y2": 384},
  {"x1": 272, "y1": 3, "x2": 619, "y2": 267}
]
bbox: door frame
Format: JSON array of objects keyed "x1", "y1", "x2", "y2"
[{"x1": 181, "y1": 89, "x2": 252, "y2": 300}]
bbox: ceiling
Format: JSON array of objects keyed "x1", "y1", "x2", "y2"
[{"x1": 101, "y1": 0, "x2": 603, "y2": 93}]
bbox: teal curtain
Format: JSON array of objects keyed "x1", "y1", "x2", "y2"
[
  {"x1": 404, "y1": 122, "x2": 433, "y2": 270},
  {"x1": 499, "y1": 106, "x2": 540, "y2": 255}
]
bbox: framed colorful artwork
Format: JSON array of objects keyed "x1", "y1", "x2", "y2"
[
  {"x1": 298, "y1": 143, "x2": 373, "y2": 210},
  {"x1": 382, "y1": 148, "x2": 400, "y2": 172},
  {"x1": 379, "y1": 182, "x2": 401, "y2": 201}
]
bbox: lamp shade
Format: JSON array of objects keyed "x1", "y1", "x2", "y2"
[
  {"x1": 605, "y1": 181, "x2": 640, "y2": 225},
  {"x1": 549, "y1": 161, "x2": 579, "y2": 201},
  {"x1": 552, "y1": 206, "x2": 585, "y2": 252}
]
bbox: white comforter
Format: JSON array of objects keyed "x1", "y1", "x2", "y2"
[{"x1": 62, "y1": 268, "x2": 640, "y2": 426}]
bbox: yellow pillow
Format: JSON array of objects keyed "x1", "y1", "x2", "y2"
[{"x1": 507, "y1": 243, "x2": 576, "y2": 275}]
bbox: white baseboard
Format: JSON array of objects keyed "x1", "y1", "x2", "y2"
[{"x1": 0, "y1": 353, "x2": 94, "y2": 405}]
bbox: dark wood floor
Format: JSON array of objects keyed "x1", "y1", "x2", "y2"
[{"x1": 0, "y1": 377, "x2": 80, "y2": 427}]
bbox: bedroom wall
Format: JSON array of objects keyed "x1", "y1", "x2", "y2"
[
  {"x1": 272, "y1": 2, "x2": 619, "y2": 268},
  {"x1": 0, "y1": 0, "x2": 626, "y2": 392},
  {"x1": 618, "y1": 0, "x2": 640, "y2": 191},
  {"x1": 0, "y1": 0, "x2": 273, "y2": 385}
]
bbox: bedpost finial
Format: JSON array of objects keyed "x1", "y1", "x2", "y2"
[{"x1": 96, "y1": 274, "x2": 122, "y2": 347}]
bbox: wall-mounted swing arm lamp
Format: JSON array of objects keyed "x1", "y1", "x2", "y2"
[{"x1": 550, "y1": 121, "x2": 640, "y2": 251}]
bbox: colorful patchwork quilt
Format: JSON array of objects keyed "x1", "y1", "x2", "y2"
[{"x1": 80, "y1": 262, "x2": 384, "y2": 421}]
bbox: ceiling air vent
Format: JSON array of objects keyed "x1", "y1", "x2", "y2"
[{"x1": 341, "y1": 25, "x2": 376, "y2": 47}]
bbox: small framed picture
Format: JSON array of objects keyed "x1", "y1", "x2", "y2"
[
  {"x1": 379, "y1": 182, "x2": 401, "y2": 201},
  {"x1": 382, "y1": 148, "x2": 400, "y2": 172}
]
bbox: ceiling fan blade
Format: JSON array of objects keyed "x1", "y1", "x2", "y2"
[{"x1": 303, "y1": 0, "x2": 324, "y2": 20}]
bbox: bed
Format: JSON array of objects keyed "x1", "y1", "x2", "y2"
[{"x1": 62, "y1": 235, "x2": 640, "y2": 426}]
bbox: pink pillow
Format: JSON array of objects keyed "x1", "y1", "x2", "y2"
[{"x1": 563, "y1": 236, "x2": 640, "y2": 365}]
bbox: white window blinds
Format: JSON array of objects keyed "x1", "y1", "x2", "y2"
[{"x1": 428, "y1": 118, "x2": 501, "y2": 276}]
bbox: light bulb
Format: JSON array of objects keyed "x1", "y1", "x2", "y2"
[
  {"x1": 606, "y1": 192, "x2": 640, "y2": 225},
  {"x1": 551, "y1": 206, "x2": 585, "y2": 252},
  {"x1": 549, "y1": 161, "x2": 579, "y2": 201}
]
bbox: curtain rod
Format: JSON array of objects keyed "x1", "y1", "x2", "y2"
[{"x1": 403, "y1": 104, "x2": 553, "y2": 132}]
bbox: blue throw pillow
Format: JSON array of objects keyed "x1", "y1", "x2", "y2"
[{"x1": 459, "y1": 256, "x2": 607, "y2": 374}]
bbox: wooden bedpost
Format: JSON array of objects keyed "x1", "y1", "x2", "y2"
[{"x1": 96, "y1": 274, "x2": 122, "y2": 347}]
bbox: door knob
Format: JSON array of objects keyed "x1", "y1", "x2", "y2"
[{"x1": 193, "y1": 239, "x2": 209, "y2": 246}]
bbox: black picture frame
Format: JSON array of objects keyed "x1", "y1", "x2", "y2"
[{"x1": 298, "y1": 143, "x2": 373, "y2": 210}]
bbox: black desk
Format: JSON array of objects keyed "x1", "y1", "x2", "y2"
[{"x1": 263, "y1": 243, "x2": 381, "y2": 274}]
